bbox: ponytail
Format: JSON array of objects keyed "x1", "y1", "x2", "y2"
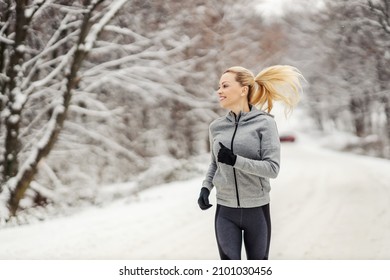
[
  {"x1": 252, "y1": 65, "x2": 303, "y2": 115},
  {"x1": 225, "y1": 65, "x2": 304, "y2": 116}
]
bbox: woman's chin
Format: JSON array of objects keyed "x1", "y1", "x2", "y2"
[{"x1": 219, "y1": 102, "x2": 228, "y2": 109}]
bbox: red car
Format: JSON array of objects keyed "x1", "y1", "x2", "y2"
[{"x1": 279, "y1": 135, "x2": 296, "y2": 142}]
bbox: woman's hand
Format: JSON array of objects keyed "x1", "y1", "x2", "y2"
[
  {"x1": 198, "y1": 187, "x2": 212, "y2": 210},
  {"x1": 218, "y1": 143, "x2": 237, "y2": 166}
]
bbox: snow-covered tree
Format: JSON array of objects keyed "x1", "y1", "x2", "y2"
[
  {"x1": 281, "y1": 0, "x2": 390, "y2": 157},
  {"x1": 368, "y1": 0, "x2": 390, "y2": 139},
  {"x1": 0, "y1": 0, "x2": 128, "y2": 219}
]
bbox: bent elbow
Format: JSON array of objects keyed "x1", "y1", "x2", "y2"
[
  {"x1": 269, "y1": 171, "x2": 279, "y2": 179},
  {"x1": 269, "y1": 163, "x2": 280, "y2": 179}
]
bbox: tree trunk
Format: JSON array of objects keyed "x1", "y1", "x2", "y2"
[
  {"x1": 350, "y1": 97, "x2": 365, "y2": 137},
  {"x1": 6, "y1": 0, "x2": 100, "y2": 216},
  {"x1": 384, "y1": 96, "x2": 390, "y2": 140},
  {"x1": 2, "y1": 0, "x2": 29, "y2": 183}
]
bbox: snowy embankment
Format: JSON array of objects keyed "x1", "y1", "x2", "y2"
[{"x1": 0, "y1": 138, "x2": 390, "y2": 260}]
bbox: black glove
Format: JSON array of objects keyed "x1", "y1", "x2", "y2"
[
  {"x1": 198, "y1": 187, "x2": 212, "y2": 210},
  {"x1": 218, "y1": 143, "x2": 237, "y2": 166}
]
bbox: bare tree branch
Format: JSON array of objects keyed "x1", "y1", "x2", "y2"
[{"x1": 368, "y1": 0, "x2": 390, "y2": 34}]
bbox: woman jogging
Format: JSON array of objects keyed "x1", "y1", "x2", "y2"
[{"x1": 198, "y1": 65, "x2": 304, "y2": 260}]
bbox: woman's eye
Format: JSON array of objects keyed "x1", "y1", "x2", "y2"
[{"x1": 216, "y1": 84, "x2": 228, "y2": 90}]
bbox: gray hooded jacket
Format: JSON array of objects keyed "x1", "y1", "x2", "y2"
[{"x1": 202, "y1": 106, "x2": 280, "y2": 208}]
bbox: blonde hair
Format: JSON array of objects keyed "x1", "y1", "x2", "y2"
[{"x1": 224, "y1": 65, "x2": 304, "y2": 115}]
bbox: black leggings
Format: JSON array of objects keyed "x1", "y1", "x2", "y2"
[{"x1": 215, "y1": 204, "x2": 271, "y2": 260}]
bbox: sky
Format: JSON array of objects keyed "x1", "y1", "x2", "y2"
[{"x1": 256, "y1": 0, "x2": 325, "y2": 22}]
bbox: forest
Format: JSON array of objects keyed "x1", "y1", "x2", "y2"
[{"x1": 0, "y1": 0, "x2": 389, "y2": 223}]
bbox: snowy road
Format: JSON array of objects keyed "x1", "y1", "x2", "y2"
[
  {"x1": 271, "y1": 143, "x2": 390, "y2": 259},
  {"x1": 0, "y1": 143, "x2": 390, "y2": 260}
]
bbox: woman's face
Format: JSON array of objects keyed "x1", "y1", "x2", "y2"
[{"x1": 217, "y1": 72, "x2": 245, "y2": 110}]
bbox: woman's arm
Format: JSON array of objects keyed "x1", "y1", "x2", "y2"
[
  {"x1": 234, "y1": 117, "x2": 280, "y2": 179},
  {"x1": 202, "y1": 128, "x2": 217, "y2": 191}
]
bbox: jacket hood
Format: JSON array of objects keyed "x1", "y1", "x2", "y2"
[{"x1": 226, "y1": 105, "x2": 274, "y2": 123}]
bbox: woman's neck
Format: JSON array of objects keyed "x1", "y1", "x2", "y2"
[{"x1": 231, "y1": 102, "x2": 250, "y2": 116}]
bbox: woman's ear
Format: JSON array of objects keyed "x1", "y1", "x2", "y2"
[{"x1": 241, "y1": 86, "x2": 248, "y2": 96}]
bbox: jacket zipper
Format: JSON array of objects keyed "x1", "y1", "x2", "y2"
[{"x1": 231, "y1": 113, "x2": 241, "y2": 207}]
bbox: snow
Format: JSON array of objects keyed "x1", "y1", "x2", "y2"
[
  {"x1": 16, "y1": 44, "x2": 26, "y2": 53},
  {"x1": 271, "y1": 143, "x2": 390, "y2": 259},
  {"x1": 0, "y1": 35, "x2": 14, "y2": 45},
  {"x1": 0, "y1": 177, "x2": 216, "y2": 259},
  {"x1": 84, "y1": 0, "x2": 128, "y2": 52},
  {"x1": 7, "y1": 115, "x2": 20, "y2": 125},
  {"x1": 11, "y1": 87, "x2": 26, "y2": 111},
  {"x1": 25, "y1": 0, "x2": 45, "y2": 18},
  {"x1": 1, "y1": 120, "x2": 390, "y2": 259}
]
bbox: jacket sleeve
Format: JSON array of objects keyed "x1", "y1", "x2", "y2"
[
  {"x1": 233, "y1": 117, "x2": 280, "y2": 179},
  {"x1": 202, "y1": 127, "x2": 217, "y2": 191}
]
